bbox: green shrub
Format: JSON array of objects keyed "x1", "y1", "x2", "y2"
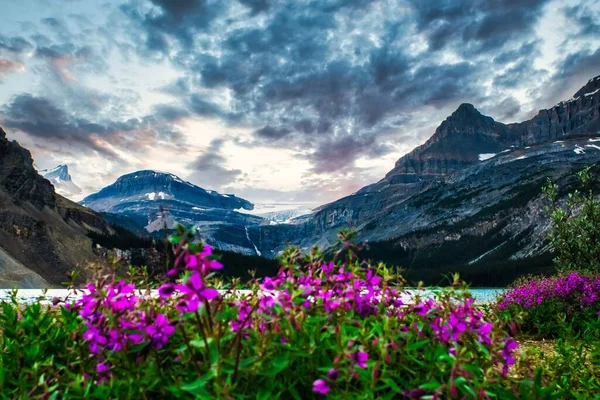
[
  {"x1": 543, "y1": 166, "x2": 600, "y2": 273},
  {"x1": 0, "y1": 229, "x2": 529, "y2": 399}
]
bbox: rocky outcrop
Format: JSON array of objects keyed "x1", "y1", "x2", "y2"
[
  {"x1": 0, "y1": 126, "x2": 113, "y2": 288},
  {"x1": 509, "y1": 76, "x2": 600, "y2": 144},
  {"x1": 0, "y1": 127, "x2": 56, "y2": 210},
  {"x1": 362, "y1": 76, "x2": 600, "y2": 195}
]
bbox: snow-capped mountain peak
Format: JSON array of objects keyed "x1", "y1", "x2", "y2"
[
  {"x1": 38, "y1": 164, "x2": 82, "y2": 199},
  {"x1": 40, "y1": 164, "x2": 71, "y2": 181}
]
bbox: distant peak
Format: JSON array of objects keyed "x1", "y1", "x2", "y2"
[
  {"x1": 453, "y1": 103, "x2": 481, "y2": 115},
  {"x1": 118, "y1": 170, "x2": 181, "y2": 180},
  {"x1": 42, "y1": 164, "x2": 71, "y2": 181},
  {"x1": 0, "y1": 126, "x2": 6, "y2": 140},
  {"x1": 441, "y1": 103, "x2": 487, "y2": 126}
]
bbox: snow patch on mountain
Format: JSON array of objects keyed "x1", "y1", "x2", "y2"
[{"x1": 478, "y1": 153, "x2": 496, "y2": 161}]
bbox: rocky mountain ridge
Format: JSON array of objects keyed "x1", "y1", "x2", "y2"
[
  {"x1": 0, "y1": 127, "x2": 113, "y2": 287},
  {"x1": 246, "y1": 75, "x2": 600, "y2": 271}
]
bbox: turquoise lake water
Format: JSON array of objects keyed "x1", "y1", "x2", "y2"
[{"x1": 0, "y1": 288, "x2": 506, "y2": 304}]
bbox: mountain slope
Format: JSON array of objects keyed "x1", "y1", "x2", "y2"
[
  {"x1": 80, "y1": 170, "x2": 265, "y2": 254},
  {"x1": 251, "y1": 75, "x2": 600, "y2": 275},
  {"x1": 0, "y1": 126, "x2": 113, "y2": 287},
  {"x1": 39, "y1": 164, "x2": 82, "y2": 199}
]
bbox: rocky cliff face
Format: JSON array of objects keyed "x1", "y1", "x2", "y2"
[
  {"x1": 362, "y1": 76, "x2": 600, "y2": 195},
  {"x1": 0, "y1": 126, "x2": 113, "y2": 288},
  {"x1": 510, "y1": 75, "x2": 600, "y2": 144},
  {"x1": 252, "y1": 75, "x2": 600, "y2": 273}
]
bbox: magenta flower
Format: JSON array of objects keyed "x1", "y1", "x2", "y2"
[
  {"x1": 146, "y1": 314, "x2": 176, "y2": 349},
  {"x1": 96, "y1": 361, "x2": 111, "y2": 373},
  {"x1": 351, "y1": 350, "x2": 368, "y2": 368},
  {"x1": 83, "y1": 325, "x2": 108, "y2": 354},
  {"x1": 175, "y1": 271, "x2": 219, "y2": 313},
  {"x1": 185, "y1": 249, "x2": 223, "y2": 275},
  {"x1": 327, "y1": 368, "x2": 339, "y2": 381},
  {"x1": 260, "y1": 276, "x2": 279, "y2": 291},
  {"x1": 158, "y1": 283, "x2": 176, "y2": 298},
  {"x1": 313, "y1": 379, "x2": 330, "y2": 395}
]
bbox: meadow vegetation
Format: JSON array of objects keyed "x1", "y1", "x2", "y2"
[{"x1": 1, "y1": 168, "x2": 599, "y2": 399}]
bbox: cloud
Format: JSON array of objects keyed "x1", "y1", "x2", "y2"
[
  {"x1": 562, "y1": 2, "x2": 600, "y2": 39},
  {"x1": 530, "y1": 47, "x2": 600, "y2": 111},
  {"x1": 0, "y1": 0, "x2": 599, "y2": 202},
  {"x1": 34, "y1": 43, "x2": 108, "y2": 81},
  {"x1": 1, "y1": 93, "x2": 185, "y2": 160},
  {"x1": 0, "y1": 35, "x2": 33, "y2": 54},
  {"x1": 0, "y1": 59, "x2": 25, "y2": 79},
  {"x1": 408, "y1": 0, "x2": 551, "y2": 54},
  {"x1": 187, "y1": 139, "x2": 243, "y2": 190},
  {"x1": 120, "y1": 0, "x2": 554, "y2": 175}
]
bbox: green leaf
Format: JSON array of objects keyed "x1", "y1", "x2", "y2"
[
  {"x1": 381, "y1": 377, "x2": 402, "y2": 393},
  {"x1": 190, "y1": 337, "x2": 214, "y2": 348},
  {"x1": 419, "y1": 380, "x2": 442, "y2": 390},
  {"x1": 270, "y1": 352, "x2": 290, "y2": 375},
  {"x1": 407, "y1": 339, "x2": 429, "y2": 352}
]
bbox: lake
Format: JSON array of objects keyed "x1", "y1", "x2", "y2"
[{"x1": 0, "y1": 288, "x2": 505, "y2": 304}]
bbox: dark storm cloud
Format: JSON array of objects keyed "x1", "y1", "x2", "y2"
[
  {"x1": 120, "y1": 0, "x2": 225, "y2": 57},
  {"x1": 563, "y1": 3, "x2": 600, "y2": 38},
  {"x1": 0, "y1": 35, "x2": 33, "y2": 54},
  {"x1": 158, "y1": 77, "x2": 191, "y2": 97},
  {"x1": 237, "y1": 0, "x2": 270, "y2": 14},
  {"x1": 1, "y1": 93, "x2": 184, "y2": 158},
  {"x1": 493, "y1": 41, "x2": 540, "y2": 65},
  {"x1": 493, "y1": 60, "x2": 548, "y2": 89},
  {"x1": 408, "y1": 0, "x2": 551, "y2": 54},
  {"x1": 310, "y1": 135, "x2": 392, "y2": 174},
  {"x1": 153, "y1": 104, "x2": 190, "y2": 121},
  {"x1": 122, "y1": 0, "x2": 530, "y2": 174},
  {"x1": 188, "y1": 139, "x2": 243, "y2": 189},
  {"x1": 495, "y1": 97, "x2": 522, "y2": 122},
  {"x1": 3, "y1": 94, "x2": 118, "y2": 150},
  {"x1": 187, "y1": 95, "x2": 229, "y2": 119},
  {"x1": 14, "y1": 0, "x2": 586, "y2": 178}
]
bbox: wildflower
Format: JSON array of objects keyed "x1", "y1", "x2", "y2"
[
  {"x1": 327, "y1": 368, "x2": 339, "y2": 381},
  {"x1": 96, "y1": 361, "x2": 111, "y2": 373},
  {"x1": 83, "y1": 325, "x2": 108, "y2": 354},
  {"x1": 158, "y1": 283, "x2": 176, "y2": 298},
  {"x1": 313, "y1": 379, "x2": 330, "y2": 395},
  {"x1": 351, "y1": 350, "x2": 368, "y2": 368},
  {"x1": 146, "y1": 314, "x2": 176, "y2": 349},
  {"x1": 175, "y1": 271, "x2": 219, "y2": 313}
]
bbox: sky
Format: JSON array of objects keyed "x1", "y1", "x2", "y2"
[{"x1": 0, "y1": 0, "x2": 599, "y2": 205}]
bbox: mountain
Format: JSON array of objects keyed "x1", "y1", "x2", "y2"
[
  {"x1": 0, "y1": 126, "x2": 113, "y2": 288},
  {"x1": 248, "y1": 75, "x2": 600, "y2": 281},
  {"x1": 80, "y1": 170, "x2": 265, "y2": 254},
  {"x1": 39, "y1": 164, "x2": 82, "y2": 199}
]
